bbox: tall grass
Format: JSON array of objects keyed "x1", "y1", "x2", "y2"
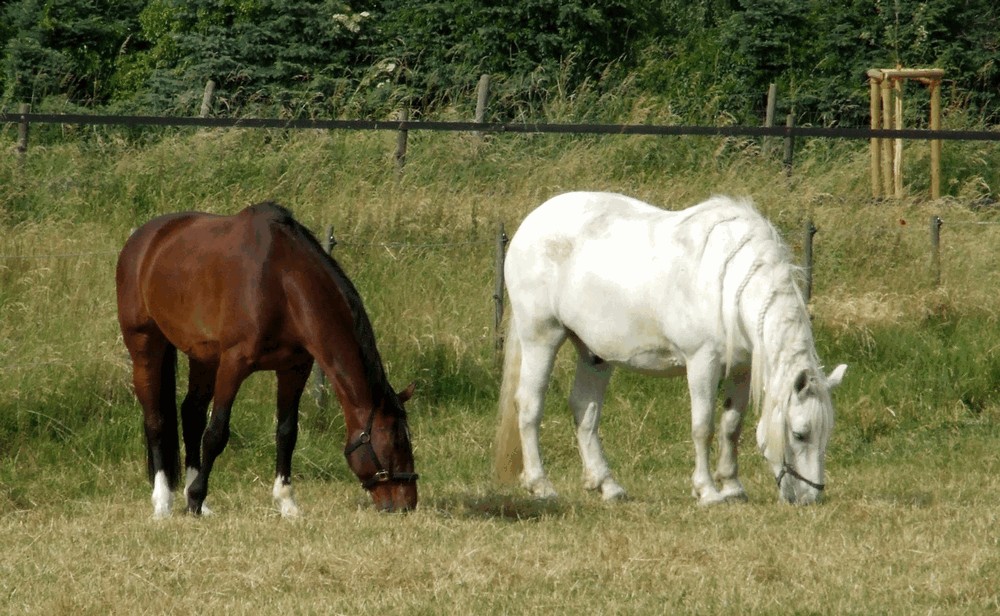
[{"x1": 1, "y1": 118, "x2": 999, "y2": 613}]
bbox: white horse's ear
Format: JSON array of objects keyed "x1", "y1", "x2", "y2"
[{"x1": 826, "y1": 364, "x2": 847, "y2": 389}]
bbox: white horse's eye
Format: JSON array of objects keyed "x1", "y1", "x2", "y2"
[{"x1": 792, "y1": 431, "x2": 809, "y2": 442}]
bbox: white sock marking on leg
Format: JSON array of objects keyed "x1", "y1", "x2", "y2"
[
  {"x1": 272, "y1": 475, "x2": 300, "y2": 519},
  {"x1": 151, "y1": 471, "x2": 172, "y2": 519}
]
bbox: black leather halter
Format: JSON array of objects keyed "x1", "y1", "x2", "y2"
[
  {"x1": 775, "y1": 461, "x2": 825, "y2": 492},
  {"x1": 344, "y1": 407, "x2": 418, "y2": 491}
]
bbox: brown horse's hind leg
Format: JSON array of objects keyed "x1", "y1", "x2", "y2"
[
  {"x1": 181, "y1": 359, "x2": 216, "y2": 513},
  {"x1": 272, "y1": 361, "x2": 313, "y2": 518},
  {"x1": 185, "y1": 351, "x2": 250, "y2": 515},
  {"x1": 124, "y1": 330, "x2": 180, "y2": 518}
]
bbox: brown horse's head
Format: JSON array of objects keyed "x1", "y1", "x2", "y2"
[{"x1": 344, "y1": 383, "x2": 418, "y2": 512}]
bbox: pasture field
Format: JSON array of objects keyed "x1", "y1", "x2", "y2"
[{"x1": 1, "y1": 125, "x2": 999, "y2": 614}]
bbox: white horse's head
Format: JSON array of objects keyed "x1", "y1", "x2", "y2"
[{"x1": 757, "y1": 363, "x2": 847, "y2": 504}]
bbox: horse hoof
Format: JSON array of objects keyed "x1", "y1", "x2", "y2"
[
  {"x1": 721, "y1": 490, "x2": 748, "y2": 503},
  {"x1": 600, "y1": 479, "x2": 628, "y2": 502},
  {"x1": 525, "y1": 477, "x2": 558, "y2": 500},
  {"x1": 278, "y1": 502, "x2": 300, "y2": 519},
  {"x1": 697, "y1": 492, "x2": 729, "y2": 507}
]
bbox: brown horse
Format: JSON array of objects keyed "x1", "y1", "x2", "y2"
[{"x1": 116, "y1": 201, "x2": 417, "y2": 517}]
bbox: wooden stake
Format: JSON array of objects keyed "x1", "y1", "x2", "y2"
[
  {"x1": 929, "y1": 79, "x2": 942, "y2": 200},
  {"x1": 869, "y1": 77, "x2": 882, "y2": 199}
]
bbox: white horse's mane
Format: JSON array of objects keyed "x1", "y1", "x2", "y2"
[{"x1": 685, "y1": 197, "x2": 829, "y2": 458}]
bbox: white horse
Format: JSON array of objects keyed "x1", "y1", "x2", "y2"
[{"x1": 494, "y1": 192, "x2": 846, "y2": 505}]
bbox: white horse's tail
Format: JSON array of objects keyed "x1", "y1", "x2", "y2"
[{"x1": 494, "y1": 322, "x2": 523, "y2": 483}]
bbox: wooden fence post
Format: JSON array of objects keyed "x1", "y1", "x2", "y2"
[
  {"x1": 475, "y1": 74, "x2": 491, "y2": 141},
  {"x1": 311, "y1": 224, "x2": 336, "y2": 407},
  {"x1": 494, "y1": 222, "x2": 508, "y2": 353},
  {"x1": 763, "y1": 83, "x2": 777, "y2": 156},
  {"x1": 803, "y1": 220, "x2": 817, "y2": 303},
  {"x1": 16, "y1": 103, "x2": 30, "y2": 159},
  {"x1": 783, "y1": 113, "x2": 795, "y2": 176},
  {"x1": 200, "y1": 80, "x2": 216, "y2": 118},
  {"x1": 930, "y1": 216, "x2": 942, "y2": 287},
  {"x1": 395, "y1": 108, "x2": 409, "y2": 174}
]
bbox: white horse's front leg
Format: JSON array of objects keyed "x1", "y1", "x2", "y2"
[
  {"x1": 570, "y1": 356, "x2": 625, "y2": 501},
  {"x1": 687, "y1": 354, "x2": 726, "y2": 505},
  {"x1": 715, "y1": 371, "x2": 750, "y2": 502},
  {"x1": 516, "y1": 339, "x2": 563, "y2": 499}
]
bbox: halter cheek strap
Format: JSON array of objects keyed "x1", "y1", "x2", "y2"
[
  {"x1": 776, "y1": 461, "x2": 825, "y2": 492},
  {"x1": 344, "y1": 410, "x2": 419, "y2": 490}
]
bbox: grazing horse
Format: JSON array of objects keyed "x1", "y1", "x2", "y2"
[
  {"x1": 495, "y1": 192, "x2": 846, "y2": 505},
  {"x1": 116, "y1": 201, "x2": 417, "y2": 517}
]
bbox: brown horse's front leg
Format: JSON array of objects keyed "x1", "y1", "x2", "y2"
[
  {"x1": 272, "y1": 362, "x2": 312, "y2": 518},
  {"x1": 186, "y1": 354, "x2": 249, "y2": 515},
  {"x1": 181, "y1": 359, "x2": 215, "y2": 513}
]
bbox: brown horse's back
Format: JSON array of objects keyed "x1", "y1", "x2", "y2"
[{"x1": 116, "y1": 202, "x2": 321, "y2": 369}]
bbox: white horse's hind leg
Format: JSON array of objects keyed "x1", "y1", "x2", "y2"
[
  {"x1": 715, "y1": 371, "x2": 750, "y2": 502},
  {"x1": 515, "y1": 331, "x2": 565, "y2": 499},
  {"x1": 687, "y1": 353, "x2": 727, "y2": 505},
  {"x1": 569, "y1": 355, "x2": 625, "y2": 501},
  {"x1": 151, "y1": 470, "x2": 173, "y2": 518}
]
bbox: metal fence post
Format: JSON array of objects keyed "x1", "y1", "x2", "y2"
[
  {"x1": 311, "y1": 224, "x2": 336, "y2": 407},
  {"x1": 930, "y1": 216, "x2": 942, "y2": 287},
  {"x1": 803, "y1": 220, "x2": 817, "y2": 302},
  {"x1": 494, "y1": 222, "x2": 508, "y2": 353}
]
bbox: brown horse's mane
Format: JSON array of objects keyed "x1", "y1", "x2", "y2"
[{"x1": 251, "y1": 201, "x2": 400, "y2": 415}]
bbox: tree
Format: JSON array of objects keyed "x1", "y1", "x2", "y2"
[{"x1": 1, "y1": 0, "x2": 145, "y2": 106}]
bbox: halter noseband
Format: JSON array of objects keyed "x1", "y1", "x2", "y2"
[
  {"x1": 344, "y1": 407, "x2": 419, "y2": 491},
  {"x1": 775, "y1": 461, "x2": 825, "y2": 492}
]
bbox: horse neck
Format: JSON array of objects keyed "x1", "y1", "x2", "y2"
[
  {"x1": 743, "y1": 280, "x2": 817, "y2": 412},
  {"x1": 292, "y1": 265, "x2": 390, "y2": 419}
]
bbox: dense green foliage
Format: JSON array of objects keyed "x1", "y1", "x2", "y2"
[{"x1": 2, "y1": 0, "x2": 998, "y2": 124}]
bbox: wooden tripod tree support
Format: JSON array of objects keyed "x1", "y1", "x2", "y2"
[{"x1": 867, "y1": 68, "x2": 944, "y2": 200}]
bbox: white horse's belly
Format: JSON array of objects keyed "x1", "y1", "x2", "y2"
[
  {"x1": 616, "y1": 348, "x2": 687, "y2": 376},
  {"x1": 569, "y1": 322, "x2": 688, "y2": 376}
]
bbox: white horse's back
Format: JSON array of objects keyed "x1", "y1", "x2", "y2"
[
  {"x1": 505, "y1": 192, "x2": 778, "y2": 375},
  {"x1": 497, "y1": 192, "x2": 846, "y2": 505}
]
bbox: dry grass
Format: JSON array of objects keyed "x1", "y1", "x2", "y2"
[{"x1": 2, "y1": 457, "x2": 999, "y2": 614}]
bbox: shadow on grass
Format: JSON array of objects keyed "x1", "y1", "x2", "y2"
[{"x1": 425, "y1": 491, "x2": 569, "y2": 521}]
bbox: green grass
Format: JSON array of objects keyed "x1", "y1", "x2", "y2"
[{"x1": 1, "y1": 121, "x2": 999, "y2": 613}]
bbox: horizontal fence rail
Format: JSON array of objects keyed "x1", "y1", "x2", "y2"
[{"x1": 3, "y1": 112, "x2": 1000, "y2": 142}]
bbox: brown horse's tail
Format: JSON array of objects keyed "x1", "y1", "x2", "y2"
[
  {"x1": 146, "y1": 344, "x2": 181, "y2": 490},
  {"x1": 494, "y1": 323, "x2": 523, "y2": 483}
]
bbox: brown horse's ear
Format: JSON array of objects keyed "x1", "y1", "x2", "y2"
[{"x1": 397, "y1": 381, "x2": 416, "y2": 404}]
